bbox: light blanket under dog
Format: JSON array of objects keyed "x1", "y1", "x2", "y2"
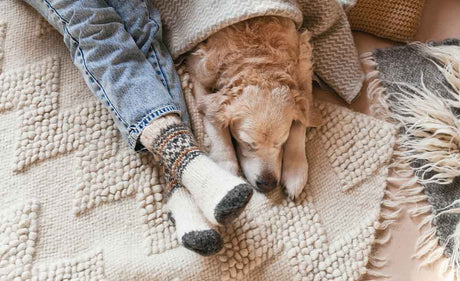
[
  {"x1": 154, "y1": 0, "x2": 364, "y2": 104},
  {"x1": 0, "y1": 1, "x2": 394, "y2": 280}
]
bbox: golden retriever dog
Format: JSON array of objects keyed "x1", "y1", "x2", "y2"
[{"x1": 186, "y1": 16, "x2": 322, "y2": 198}]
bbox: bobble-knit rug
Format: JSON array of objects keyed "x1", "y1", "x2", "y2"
[{"x1": 0, "y1": 1, "x2": 396, "y2": 280}]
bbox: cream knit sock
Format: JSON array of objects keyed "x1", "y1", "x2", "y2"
[
  {"x1": 140, "y1": 115, "x2": 253, "y2": 225},
  {"x1": 167, "y1": 186, "x2": 223, "y2": 256}
]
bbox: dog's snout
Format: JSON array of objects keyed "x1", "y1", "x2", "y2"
[{"x1": 255, "y1": 173, "x2": 278, "y2": 193}]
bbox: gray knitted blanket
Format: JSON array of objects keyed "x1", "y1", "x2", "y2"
[
  {"x1": 154, "y1": 0, "x2": 364, "y2": 104},
  {"x1": 363, "y1": 39, "x2": 460, "y2": 278}
]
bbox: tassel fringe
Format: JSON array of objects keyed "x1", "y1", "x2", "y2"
[{"x1": 361, "y1": 46, "x2": 460, "y2": 280}]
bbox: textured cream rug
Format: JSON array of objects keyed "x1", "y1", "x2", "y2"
[{"x1": 0, "y1": 1, "x2": 396, "y2": 280}]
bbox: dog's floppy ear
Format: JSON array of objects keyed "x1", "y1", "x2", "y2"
[
  {"x1": 294, "y1": 30, "x2": 323, "y2": 128},
  {"x1": 199, "y1": 85, "x2": 244, "y2": 128}
]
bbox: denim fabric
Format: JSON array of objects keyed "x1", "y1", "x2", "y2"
[{"x1": 23, "y1": 0, "x2": 190, "y2": 151}]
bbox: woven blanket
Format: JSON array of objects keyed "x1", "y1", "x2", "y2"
[
  {"x1": 363, "y1": 40, "x2": 460, "y2": 278},
  {"x1": 0, "y1": 1, "x2": 395, "y2": 280},
  {"x1": 154, "y1": 0, "x2": 364, "y2": 104}
]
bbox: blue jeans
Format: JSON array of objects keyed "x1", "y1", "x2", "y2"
[{"x1": 23, "y1": 0, "x2": 190, "y2": 151}]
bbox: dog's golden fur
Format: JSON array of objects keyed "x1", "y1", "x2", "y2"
[{"x1": 187, "y1": 16, "x2": 322, "y2": 197}]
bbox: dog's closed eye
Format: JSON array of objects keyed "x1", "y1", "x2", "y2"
[{"x1": 242, "y1": 141, "x2": 257, "y2": 151}]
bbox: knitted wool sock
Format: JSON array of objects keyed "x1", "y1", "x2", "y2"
[
  {"x1": 167, "y1": 186, "x2": 223, "y2": 256},
  {"x1": 140, "y1": 115, "x2": 253, "y2": 225}
]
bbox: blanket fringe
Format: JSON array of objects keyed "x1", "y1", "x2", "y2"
[
  {"x1": 401, "y1": 178, "x2": 453, "y2": 277},
  {"x1": 361, "y1": 53, "x2": 393, "y2": 121},
  {"x1": 363, "y1": 140, "x2": 404, "y2": 280},
  {"x1": 369, "y1": 255, "x2": 388, "y2": 268},
  {"x1": 362, "y1": 171, "x2": 404, "y2": 280},
  {"x1": 361, "y1": 182, "x2": 401, "y2": 280},
  {"x1": 414, "y1": 43, "x2": 460, "y2": 92},
  {"x1": 382, "y1": 44, "x2": 460, "y2": 185},
  {"x1": 364, "y1": 49, "x2": 460, "y2": 183},
  {"x1": 361, "y1": 48, "x2": 460, "y2": 279},
  {"x1": 384, "y1": 82, "x2": 460, "y2": 185},
  {"x1": 366, "y1": 269, "x2": 390, "y2": 279},
  {"x1": 360, "y1": 52, "x2": 405, "y2": 281}
]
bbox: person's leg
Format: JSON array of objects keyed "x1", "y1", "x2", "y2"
[
  {"x1": 103, "y1": 0, "x2": 189, "y2": 127},
  {"x1": 23, "y1": 0, "x2": 180, "y2": 149},
  {"x1": 104, "y1": 0, "x2": 254, "y2": 226},
  {"x1": 140, "y1": 115, "x2": 253, "y2": 226},
  {"x1": 100, "y1": 0, "x2": 226, "y2": 254},
  {"x1": 23, "y1": 0, "x2": 253, "y2": 227}
]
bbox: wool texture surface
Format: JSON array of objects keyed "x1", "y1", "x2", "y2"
[
  {"x1": 153, "y1": 0, "x2": 364, "y2": 104},
  {"x1": 363, "y1": 39, "x2": 460, "y2": 278},
  {"x1": 0, "y1": 1, "x2": 395, "y2": 280},
  {"x1": 348, "y1": 0, "x2": 425, "y2": 42}
]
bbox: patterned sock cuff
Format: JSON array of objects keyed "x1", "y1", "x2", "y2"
[
  {"x1": 151, "y1": 124, "x2": 202, "y2": 181},
  {"x1": 164, "y1": 179, "x2": 182, "y2": 201}
]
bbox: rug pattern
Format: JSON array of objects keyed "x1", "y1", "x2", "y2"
[{"x1": 0, "y1": 1, "x2": 394, "y2": 280}]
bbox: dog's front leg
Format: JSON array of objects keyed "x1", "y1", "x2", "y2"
[
  {"x1": 281, "y1": 121, "x2": 309, "y2": 200},
  {"x1": 190, "y1": 76, "x2": 240, "y2": 175},
  {"x1": 203, "y1": 117, "x2": 240, "y2": 175}
]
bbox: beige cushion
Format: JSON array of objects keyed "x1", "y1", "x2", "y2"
[{"x1": 348, "y1": 0, "x2": 425, "y2": 42}]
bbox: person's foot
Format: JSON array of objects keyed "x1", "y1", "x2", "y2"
[
  {"x1": 141, "y1": 115, "x2": 253, "y2": 225},
  {"x1": 180, "y1": 155, "x2": 253, "y2": 225},
  {"x1": 167, "y1": 187, "x2": 223, "y2": 256}
]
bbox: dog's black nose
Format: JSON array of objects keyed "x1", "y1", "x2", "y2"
[{"x1": 255, "y1": 174, "x2": 278, "y2": 193}]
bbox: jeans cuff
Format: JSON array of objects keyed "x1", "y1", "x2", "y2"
[{"x1": 128, "y1": 105, "x2": 181, "y2": 151}]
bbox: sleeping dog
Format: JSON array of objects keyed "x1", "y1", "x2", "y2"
[{"x1": 187, "y1": 16, "x2": 323, "y2": 199}]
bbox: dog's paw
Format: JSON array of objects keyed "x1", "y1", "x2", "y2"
[{"x1": 281, "y1": 160, "x2": 309, "y2": 200}]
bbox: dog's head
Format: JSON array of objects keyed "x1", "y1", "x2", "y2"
[
  {"x1": 225, "y1": 85, "x2": 303, "y2": 192},
  {"x1": 200, "y1": 28, "x2": 322, "y2": 192},
  {"x1": 207, "y1": 84, "x2": 321, "y2": 192}
]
